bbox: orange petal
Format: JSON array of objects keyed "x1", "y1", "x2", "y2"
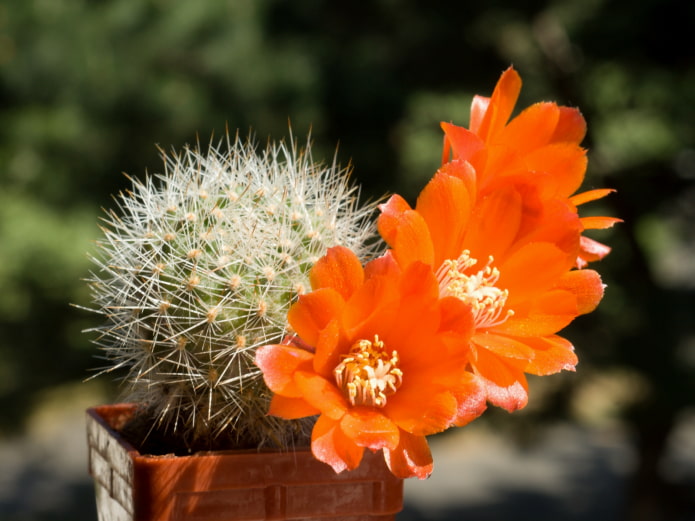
[
  {"x1": 578, "y1": 236, "x2": 612, "y2": 265},
  {"x1": 441, "y1": 122, "x2": 485, "y2": 162},
  {"x1": 551, "y1": 106, "x2": 587, "y2": 143},
  {"x1": 569, "y1": 188, "x2": 615, "y2": 206},
  {"x1": 555, "y1": 269, "x2": 604, "y2": 314},
  {"x1": 342, "y1": 276, "x2": 399, "y2": 341},
  {"x1": 415, "y1": 171, "x2": 473, "y2": 267},
  {"x1": 363, "y1": 251, "x2": 400, "y2": 279},
  {"x1": 295, "y1": 371, "x2": 348, "y2": 420},
  {"x1": 309, "y1": 245, "x2": 364, "y2": 300},
  {"x1": 477, "y1": 67, "x2": 522, "y2": 141},
  {"x1": 581, "y1": 216, "x2": 623, "y2": 230},
  {"x1": 523, "y1": 143, "x2": 587, "y2": 199},
  {"x1": 268, "y1": 395, "x2": 320, "y2": 419},
  {"x1": 469, "y1": 94, "x2": 491, "y2": 135},
  {"x1": 523, "y1": 335, "x2": 578, "y2": 376},
  {"x1": 312, "y1": 318, "x2": 343, "y2": 378},
  {"x1": 385, "y1": 382, "x2": 458, "y2": 436},
  {"x1": 473, "y1": 332, "x2": 536, "y2": 360},
  {"x1": 500, "y1": 102, "x2": 560, "y2": 152},
  {"x1": 311, "y1": 415, "x2": 363, "y2": 473},
  {"x1": 383, "y1": 431, "x2": 433, "y2": 479},
  {"x1": 464, "y1": 184, "x2": 523, "y2": 262},
  {"x1": 288, "y1": 288, "x2": 344, "y2": 347},
  {"x1": 452, "y1": 371, "x2": 487, "y2": 427},
  {"x1": 500, "y1": 242, "x2": 573, "y2": 306},
  {"x1": 255, "y1": 345, "x2": 314, "y2": 396},
  {"x1": 495, "y1": 289, "x2": 578, "y2": 337},
  {"x1": 340, "y1": 407, "x2": 400, "y2": 451},
  {"x1": 438, "y1": 295, "x2": 475, "y2": 341},
  {"x1": 378, "y1": 195, "x2": 435, "y2": 266},
  {"x1": 472, "y1": 345, "x2": 528, "y2": 411}
]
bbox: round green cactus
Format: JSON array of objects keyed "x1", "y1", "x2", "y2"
[{"x1": 86, "y1": 134, "x2": 379, "y2": 452}]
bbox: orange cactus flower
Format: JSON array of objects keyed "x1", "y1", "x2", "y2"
[
  {"x1": 378, "y1": 172, "x2": 604, "y2": 411},
  {"x1": 440, "y1": 67, "x2": 620, "y2": 267},
  {"x1": 255, "y1": 246, "x2": 486, "y2": 479}
]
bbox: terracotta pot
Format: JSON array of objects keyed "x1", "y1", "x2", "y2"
[{"x1": 87, "y1": 404, "x2": 404, "y2": 521}]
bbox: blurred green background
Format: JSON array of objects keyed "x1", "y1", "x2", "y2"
[{"x1": 1, "y1": 0, "x2": 693, "y2": 520}]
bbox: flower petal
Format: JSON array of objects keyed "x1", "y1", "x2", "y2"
[
  {"x1": 472, "y1": 346, "x2": 528, "y2": 411},
  {"x1": 255, "y1": 344, "x2": 313, "y2": 396},
  {"x1": 295, "y1": 371, "x2": 348, "y2": 420},
  {"x1": 473, "y1": 332, "x2": 536, "y2": 360},
  {"x1": 499, "y1": 102, "x2": 560, "y2": 152},
  {"x1": 523, "y1": 142, "x2": 587, "y2": 199},
  {"x1": 288, "y1": 288, "x2": 345, "y2": 347},
  {"x1": 555, "y1": 269, "x2": 604, "y2": 315},
  {"x1": 312, "y1": 318, "x2": 343, "y2": 378},
  {"x1": 578, "y1": 236, "x2": 612, "y2": 266},
  {"x1": 415, "y1": 171, "x2": 473, "y2": 267},
  {"x1": 441, "y1": 122, "x2": 485, "y2": 162},
  {"x1": 523, "y1": 335, "x2": 578, "y2": 375},
  {"x1": 495, "y1": 289, "x2": 578, "y2": 337},
  {"x1": 383, "y1": 431, "x2": 434, "y2": 480},
  {"x1": 268, "y1": 395, "x2": 320, "y2": 419},
  {"x1": 499, "y1": 242, "x2": 573, "y2": 306},
  {"x1": 378, "y1": 195, "x2": 435, "y2": 266},
  {"x1": 451, "y1": 371, "x2": 487, "y2": 427},
  {"x1": 569, "y1": 188, "x2": 614, "y2": 206},
  {"x1": 309, "y1": 246, "x2": 364, "y2": 300},
  {"x1": 476, "y1": 67, "x2": 522, "y2": 141},
  {"x1": 551, "y1": 106, "x2": 587, "y2": 143},
  {"x1": 581, "y1": 216, "x2": 623, "y2": 230},
  {"x1": 385, "y1": 381, "x2": 458, "y2": 436},
  {"x1": 464, "y1": 184, "x2": 523, "y2": 262},
  {"x1": 340, "y1": 407, "x2": 400, "y2": 451},
  {"x1": 311, "y1": 415, "x2": 363, "y2": 473}
]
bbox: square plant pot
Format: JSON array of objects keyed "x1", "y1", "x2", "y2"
[{"x1": 87, "y1": 404, "x2": 404, "y2": 521}]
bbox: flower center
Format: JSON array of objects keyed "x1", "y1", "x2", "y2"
[
  {"x1": 334, "y1": 335, "x2": 402, "y2": 408},
  {"x1": 437, "y1": 250, "x2": 514, "y2": 329}
]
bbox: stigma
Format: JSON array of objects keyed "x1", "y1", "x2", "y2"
[
  {"x1": 437, "y1": 250, "x2": 514, "y2": 329},
  {"x1": 334, "y1": 335, "x2": 403, "y2": 408}
]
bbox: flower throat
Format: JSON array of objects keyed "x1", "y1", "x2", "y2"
[
  {"x1": 334, "y1": 335, "x2": 402, "y2": 408},
  {"x1": 437, "y1": 250, "x2": 514, "y2": 329}
]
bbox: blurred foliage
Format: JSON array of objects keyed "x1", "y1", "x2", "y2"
[{"x1": 0, "y1": 0, "x2": 693, "y2": 517}]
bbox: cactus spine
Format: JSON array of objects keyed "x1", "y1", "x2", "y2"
[{"x1": 86, "y1": 134, "x2": 378, "y2": 451}]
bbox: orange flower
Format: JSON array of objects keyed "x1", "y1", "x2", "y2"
[
  {"x1": 440, "y1": 67, "x2": 621, "y2": 267},
  {"x1": 256, "y1": 246, "x2": 485, "y2": 479},
  {"x1": 378, "y1": 172, "x2": 603, "y2": 411}
]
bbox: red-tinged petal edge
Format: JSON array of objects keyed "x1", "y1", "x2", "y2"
[
  {"x1": 383, "y1": 431, "x2": 434, "y2": 479},
  {"x1": 311, "y1": 415, "x2": 363, "y2": 473},
  {"x1": 452, "y1": 372, "x2": 488, "y2": 426},
  {"x1": 577, "y1": 236, "x2": 612, "y2": 267},
  {"x1": 472, "y1": 346, "x2": 529, "y2": 411}
]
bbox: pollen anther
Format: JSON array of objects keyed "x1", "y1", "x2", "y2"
[
  {"x1": 438, "y1": 250, "x2": 514, "y2": 329},
  {"x1": 334, "y1": 335, "x2": 402, "y2": 408}
]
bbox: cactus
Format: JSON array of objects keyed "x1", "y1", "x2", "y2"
[{"x1": 85, "y1": 133, "x2": 379, "y2": 452}]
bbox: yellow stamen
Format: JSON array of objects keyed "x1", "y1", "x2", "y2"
[
  {"x1": 437, "y1": 250, "x2": 514, "y2": 329},
  {"x1": 334, "y1": 335, "x2": 402, "y2": 408}
]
